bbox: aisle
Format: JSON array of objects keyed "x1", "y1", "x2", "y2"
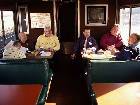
[{"x1": 46, "y1": 54, "x2": 93, "y2": 105}]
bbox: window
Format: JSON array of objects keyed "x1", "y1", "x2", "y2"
[
  {"x1": 120, "y1": 8, "x2": 130, "y2": 45},
  {"x1": 120, "y1": 6, "x2": 140, "y2": 45},
  {"x1": 131, "y1": 7, "x2": 140, "y2": 34},
  {"x1": 3, "y1": 11, "x2": 15, "y2": 35},
  {"x1": 0, "y1": 11, "x2": 16, "y2": 53}
]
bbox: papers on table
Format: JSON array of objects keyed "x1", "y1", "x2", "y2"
[
  {"x1": 82, "y1": 53, "x2": 115, "y2": 60},
  {"x1": 40, "y1": 51, "x2": 51, "y2": 57}
]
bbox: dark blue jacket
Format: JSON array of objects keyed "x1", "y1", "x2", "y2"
[
  {"x1": 74, "y1": 36, "x2": 98, "y2": 54},
  {"x1": 116, "y1": 46, "x2": 139, "y2": 60}
]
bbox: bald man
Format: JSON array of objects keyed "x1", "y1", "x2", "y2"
[
  {"x1": 4, "y1": 32, "x2": 29, "y2": 53},
  {"x1": 18, "y1": 32, "x2": 28, "y2": 48}
]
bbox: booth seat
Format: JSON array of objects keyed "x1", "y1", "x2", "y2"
[
  {"x1": 0, "y1": 58, "x2": 53, "y2": 105},
  {"x1": 86, "y1": 60, "x2": 140, "y2": 105},
  {"x1": 88, "y1": 60, "x2": 140, "y2": 83}
]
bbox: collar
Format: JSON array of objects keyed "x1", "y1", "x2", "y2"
[{"x1": 43, "y1": 34, "x2": 53, "y2": 37}]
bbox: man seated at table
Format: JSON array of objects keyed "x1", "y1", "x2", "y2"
[
  {"x1": 116, "y1": 33, "x2": 140, "y2": 60},
  {"x1": 128, "y1": 33, "x2": 140, "y2": 53},
  {"x1": 35, "y1": 26, "x2": 60, "y2": 55},
  {"x1": 4, "y1": 32, "x2": 29, "y2": 54},
  {"x1": 3, "y1": 40, "x2": 26, "y2": 59},
  {"x1": 18, "y1": 32, "x2": 28, "y2": 48},
  {"x1": 100, "y1": 24, "x2": 123, "y2": 54},
  {"x1": 18, "y1": 32, "x2": 30, "y2": 53},
  {"x1": 71, "y1": 28, "x2": 98, "y2": 59}
]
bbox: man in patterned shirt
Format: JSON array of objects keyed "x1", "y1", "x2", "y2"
[
  {"x1": 3, "y1": 40, "x2": 26, "y2": 59},
  {"x1": 35, "y1": 26, "x2": 60, "y2": 52}
]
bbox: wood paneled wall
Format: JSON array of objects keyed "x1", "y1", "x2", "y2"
[
  {"x1": 1, "y1": 0, "x2": 140, "y2": 50},
  {"x1": 80, "y1": 0, "x2": 116, "y2": 45}
]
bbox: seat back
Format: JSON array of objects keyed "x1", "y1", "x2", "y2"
[
  {"x1": 0, "y1": 58, "x2": 53, "y2": 105},
  {"x1": 88, "y1": 60, "x2": 140, "y2": 83},
  {"x1": 62, "y1": 42, "x2": 74, "y2": 54}
]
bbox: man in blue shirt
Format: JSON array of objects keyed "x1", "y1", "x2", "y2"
[{"x1": 72, "y1": 28, "x2": 98, "y2": 59}]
